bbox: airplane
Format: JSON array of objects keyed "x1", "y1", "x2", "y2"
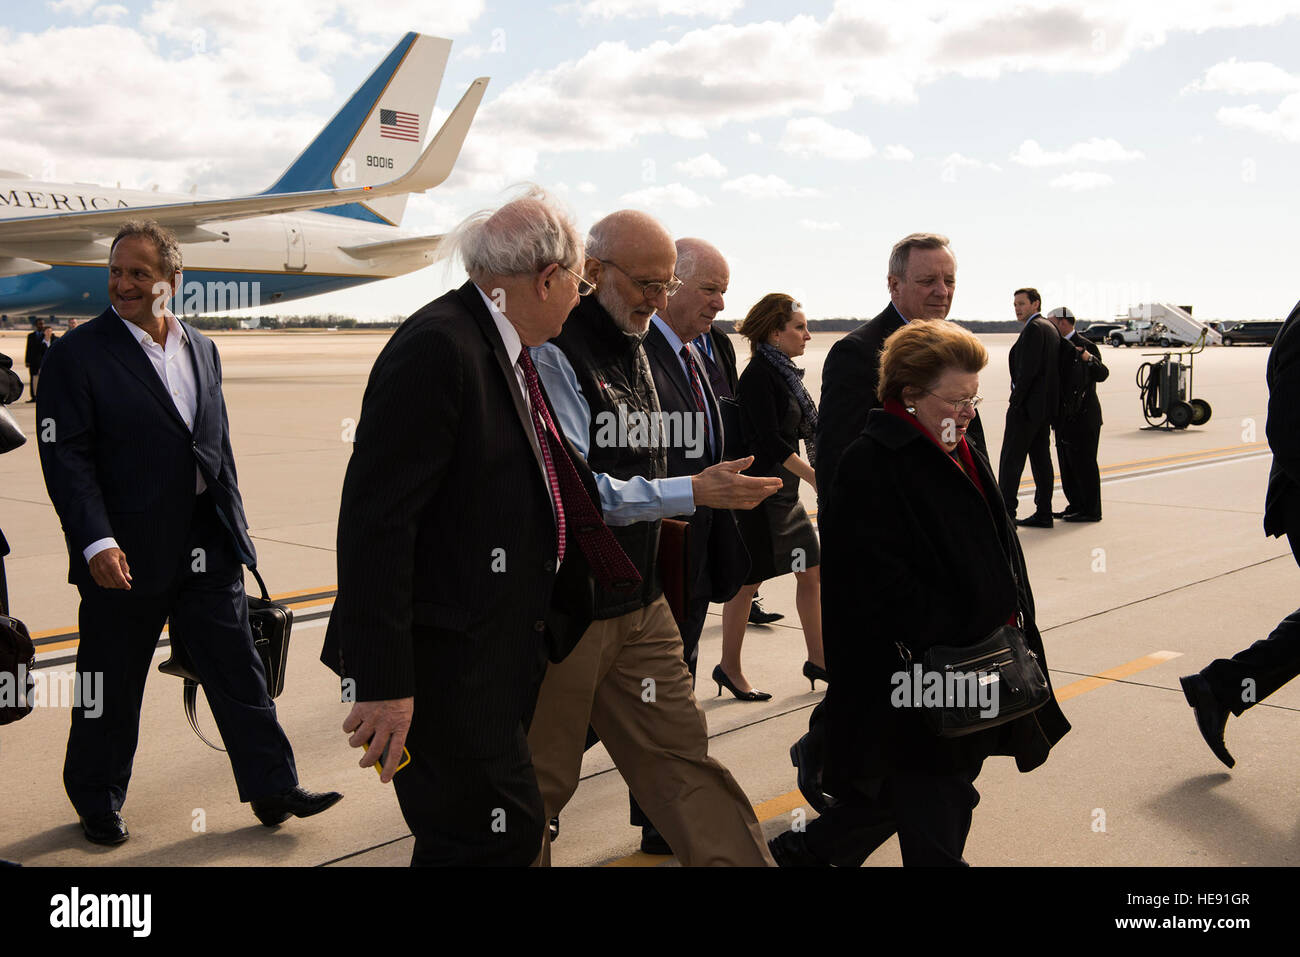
[{"x1": 0, "y1": 32, "x2": 486, "y2": 317}]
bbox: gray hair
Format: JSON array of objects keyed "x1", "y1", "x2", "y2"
[
  {"x1": 446, "y1": 185, "x2": 583, "y2": 281},
  {"x1": 111, "y1": 220, "x2": 182, "y2": 276},
  {"x1": 887, "y1": 232, "x2": 952, "y2": 281}
]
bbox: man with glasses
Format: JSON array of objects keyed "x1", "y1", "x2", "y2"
[{"x1": 526, "y1": 210, "x2": 780, "y2": 865}]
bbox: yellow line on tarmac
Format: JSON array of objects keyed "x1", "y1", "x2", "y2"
[{"x1": 603, "y1": 649, "x2": 1183, "y2": 866}]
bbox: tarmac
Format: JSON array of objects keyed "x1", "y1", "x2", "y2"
[{"x1": 1, "y1": 326, "x2": 1296, "y2": 868}]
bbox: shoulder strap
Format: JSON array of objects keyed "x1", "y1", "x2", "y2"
[{"x1": 182, "y1": 679, "x2": 226, "y2": 751}]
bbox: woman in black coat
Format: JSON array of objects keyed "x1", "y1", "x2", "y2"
[
  {"x1": 715, "y1": 293, "x2": 826, "y2": 700},
  {"x1": 768, "y1": 319, "x2": 1070, "y2": 866}
]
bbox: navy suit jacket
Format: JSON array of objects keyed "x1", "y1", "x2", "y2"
[
  {"x1": 644, "y1": 322, "x2": 750, "y2": 602},
  {"x1": 36, "y1": 308, "x2": 255, "y2": 595}
]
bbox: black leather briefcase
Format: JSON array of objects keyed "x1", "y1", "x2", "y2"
[{"x1": 157, "y1": 565, "x2": 293, "y2": 750}]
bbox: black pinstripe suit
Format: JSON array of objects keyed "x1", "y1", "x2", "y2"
[{"x1": 323, "y1": 281, "x2": 597, "y2": 865}]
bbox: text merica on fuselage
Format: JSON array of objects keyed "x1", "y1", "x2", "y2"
[{"x1": 0, "y1": 188, "x2": 130, "y2": 211}]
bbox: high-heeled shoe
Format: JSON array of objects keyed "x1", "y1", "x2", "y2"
[
  {"x1": 803, "y1": 661, "x2": 829, "y2": 690},
  {"x1": 712, "y1": 664, "x2": 773, "y2": 701}
]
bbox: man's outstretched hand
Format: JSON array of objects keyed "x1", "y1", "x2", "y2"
[{"x1": 691, "y1": 457, "x2": 783, "y2": 509}]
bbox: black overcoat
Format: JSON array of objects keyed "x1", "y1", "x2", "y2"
[{"x1": 821, "y1": 406, "x2": 1071, "y2": 789}]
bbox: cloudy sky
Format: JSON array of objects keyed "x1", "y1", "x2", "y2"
[{"x1": 3, "y1": 0, "x2": 1300, "y2": 322}]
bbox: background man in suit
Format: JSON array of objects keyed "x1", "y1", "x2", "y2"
[
  {"x1": 24, "y1": 319, "x2": 49, "y2": 402},
  {"x1": 679, "y1": 250, "x2": 781, "y2": 627},
  {"x1": 527, "y1": 209, "x2": 779, "y2": 864},
  {"x1": 324, "y1": 191, "x2": 608, "y2": 866},
  {"x1": 1180, "y1": 299, "x2": 1300, "y2": 768},
  {"x1": 999, "y1": 287, "x2": 1061, "y2": 527},
  {"x1": 817, "y1": 233, "x2": 986, "y2": 518},
  {"x1": 644, "y1": 237, "x2": 749, "y2": 676},
  {"x1": 636, "y1": 237, "x2": 752, "y2": 852},
  {"x1": 37, "y1": 220, "x2": 338, "y2": 846},
  {"x1": 1047, "y1": 306, "x2": 1108, "y2": 522}
]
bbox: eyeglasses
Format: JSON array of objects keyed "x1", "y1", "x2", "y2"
[
  {"x1": 559, "y1": 263, "x2": 596, "y2": 297},
  {"x1": 597, "y1": 259, "x2": 682, "y2": 299},
  {"x1": 925, "y1": 391, "x2": 982, "y2": 413}
]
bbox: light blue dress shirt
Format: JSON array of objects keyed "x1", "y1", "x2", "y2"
[{"x1": 528, "y1": 340, "x2": 695, "y2": 526}]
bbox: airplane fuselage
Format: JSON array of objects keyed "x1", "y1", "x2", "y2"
[{"x1": 0, "y1": 179, "x2": 436, "y2": 316}]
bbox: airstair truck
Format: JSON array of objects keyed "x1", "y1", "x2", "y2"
[{"x1": 1128, "y1": 303, "x2": 1222, "y2": 347}]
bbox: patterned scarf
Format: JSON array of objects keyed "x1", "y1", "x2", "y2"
[{"x1": 757, "y1": 341, "x2": 819, "y2": 467}]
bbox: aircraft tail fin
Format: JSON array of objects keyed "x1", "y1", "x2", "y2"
[{"x1": 261, "y1": 32, "x2": 452, "y2": 226}]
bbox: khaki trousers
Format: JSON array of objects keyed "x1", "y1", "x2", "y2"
[{"x1": 528, "y1": 596, "x2": 773, "y2": 866}]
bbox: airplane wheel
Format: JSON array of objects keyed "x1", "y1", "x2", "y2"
[
  {"x1": 1189, "y1": 398, "x2": 1212, "y2": 425},
  {"x1": 1168, "y1": 401, "x2": 1193, "y2": 429}
]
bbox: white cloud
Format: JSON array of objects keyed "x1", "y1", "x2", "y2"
[
  {"x1": 799, "y1": 219, "x2": 842, "y2": 231},
  {"x1": 674, "y1": 152, "x2": 728, "y2": 178},
  {"x1": 1217, "y1": 93, "x2": 1300, "y2": 142},
  {"x1": 1050, "y1": 171, "x2": 1114, "y2": 191},
  {"x1": 619, "y1": 182, "x2": 713, "y2": 208},
  {"x1": 1010, "y1": 137, "x2": 1144, "y2": 166},
  {"x1": 746, "y1": 131, "x2": 763, "y2": 144},
  {"x1": 883, "y1": 143, "x2": 914, "y2": 161},
  {"x1": 1183, "y1": 58, "x2": 1300, "y2": 95},
  {"x1": 577, "y1": 181, "x2": 598, "y2": 193},
  {"x1": 779, "y1": 117, "x2": 875, "y2": 160},
  {"x1": 567, "y1": 0, "x2": 745, "y2": 19},
  {"x1": 721, "y1": 174, "x2": 823, "y2": 199},
  {"x1": 93, "y1": 4, "x2": 127, "y2": 18},
  {"x1": 48, "y1": 0, "x2": 97, "y2": 13}
]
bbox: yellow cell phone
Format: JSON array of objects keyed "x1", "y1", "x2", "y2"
[{"x1": 363, "y1": 741, "x2": 411, "y2": 777}]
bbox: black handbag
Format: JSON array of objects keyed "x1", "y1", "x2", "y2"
[
  {"x1": 157, "y1": 565, "x2": 293, "y2": 750},
  {"x1": 0, "y1": 608, "x2": 35, "y2": 726},
  {"x1": 0, "y1": 404, "x2": 25, "y2": 455},
  {"x1": 897, "y1": 621, "x2": 1050, "y2": 738}
]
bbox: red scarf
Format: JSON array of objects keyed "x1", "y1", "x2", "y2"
[{"x1": 883, "y1": 399, "x2": 984, "y2": 494}]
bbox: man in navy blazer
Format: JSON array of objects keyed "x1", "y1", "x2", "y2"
[{"x1": 37, "y1": 221, "x2": 340, "y2": 846}]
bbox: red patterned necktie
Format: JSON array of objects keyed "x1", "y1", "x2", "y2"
[
  {"x1": 517, "y1": 349, "x2": 642, "y2": 591},
  {"x1": 679, "y1": 345, "x2": 708, "y2": 415}
]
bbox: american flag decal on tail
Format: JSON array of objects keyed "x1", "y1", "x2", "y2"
[{"x1": 380, "y1": 109, "x2": 419, "y2": 142}]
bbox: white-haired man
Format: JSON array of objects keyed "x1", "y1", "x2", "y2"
[{"x1": 324, "y1": 188, "x2": 614, "y2": 866}]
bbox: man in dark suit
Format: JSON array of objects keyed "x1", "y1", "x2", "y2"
[
  {"x1": 999, "y1": 287, "x2": 1061, "y2": 527},
  {"x1": 817, "y1": 233, "x2": 986, "y2": 517},
  {"x1": 644, "y1": 238, "x2": 749, "y2": 675},
  {"x1": 0, "y1": 349, "x2": 21, "y2": 610},
  {"x1": 24, "y1": 320, "x2": 49, "y2": 401},
  {"x1": 1180, "y1": 298, "x2": 1300, "y2": 768},
  {"x1": 323, "y1": 192, "x2": 610, "y2": 866},
  {"x1": 36, "y1": 221, "x2": 339, "y2": 846},
  {"x1": 1047, "y1": 307, "x2": 1108, "y2": 522}
]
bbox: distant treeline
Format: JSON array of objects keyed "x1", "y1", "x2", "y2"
[{"x1": 717, "y1": 319, "x2": 1038, "y2": 335}]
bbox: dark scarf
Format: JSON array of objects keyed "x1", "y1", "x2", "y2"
[{"x1": 757, "y1": 342, "x2": 818, "y2": 467}]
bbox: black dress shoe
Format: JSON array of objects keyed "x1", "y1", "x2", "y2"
[
  {"x1": 80, "y1": 812, "x2": 129, "y2": 846},
  {"x1": 1063, "y1": 513, "x2": 1102, "y2": 522},
  {"x1": 712, "y1": 664, "x2": 773, "y2": 701},
  {"x1": 549, "y1": 817, "x2": 560, "y2": 843},
  {"x1": 1015, "y1": 514, "x2": 1054, "y2": 528},
  {"x1": 1052, "y1": 509, "x2": 1075, "y2": 519},
  {"x1": 790, "y1": 734, "x2": 834, "y2": 815},
  {"x1": 639, "y1": 824, "x2": 673, "y2": 855},
  {"x1": 749, "y1": 599, "x2": 784, "y2": 625},
  {"x1": 1179, "y1": 674, "x2": 1235, "y2": 768},
  {"x1": 251, "y1": 786, "x2": 344, "y2": 827},
  {"x1": 768, "y1": 829, "x2": 829, "y2": 867}
]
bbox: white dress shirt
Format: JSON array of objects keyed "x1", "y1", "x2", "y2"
[{"x1": 83, "y1": 310, "x2": 205, "y2": 563}]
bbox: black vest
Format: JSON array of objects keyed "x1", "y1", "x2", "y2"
[{"x1": 553, "y1": 296, "x2": 667, "y2": 618}]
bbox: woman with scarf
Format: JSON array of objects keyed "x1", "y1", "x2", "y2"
[
  {"x1": 768, "y1": 319, "x2": 1070, "y2": 866},
  {"x1": 715, "y1": 294, "x2": 827, "y2": 700}
]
